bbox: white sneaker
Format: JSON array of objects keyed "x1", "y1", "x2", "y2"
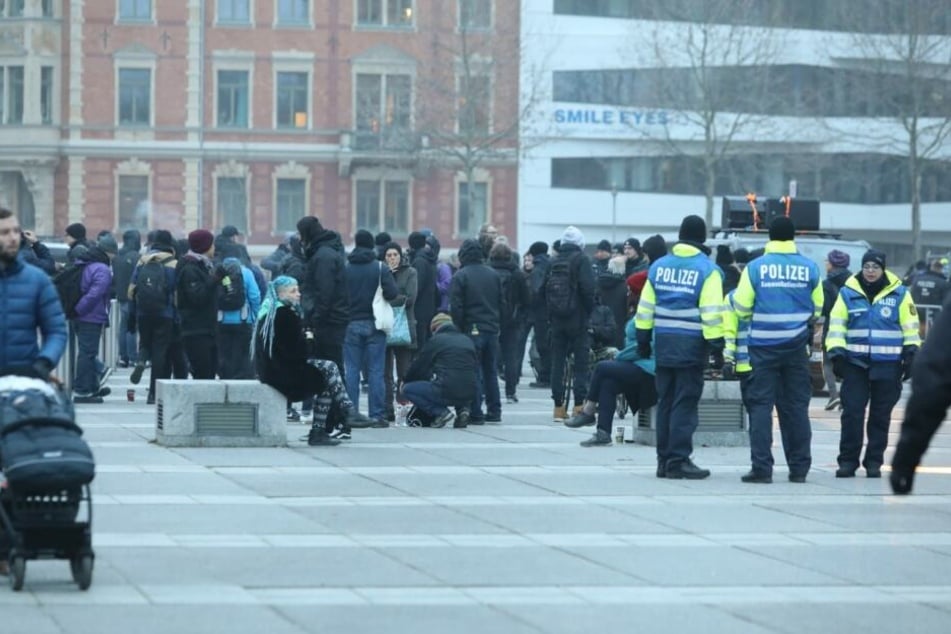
[{"x1": 328, "y1": 427, "x2": 351, "y2": 440}]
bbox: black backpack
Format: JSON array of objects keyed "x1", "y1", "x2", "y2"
[
  {"x1": 52, "y1": 264, "x2": 86, "y2": 319},
  {"x1": 217, "y1": 261, "x2": 247, "y2": 312},
  {"x1": 135, "y1": 257, "x2": 172, "y2": 315},
  {"x1": 546, "y1": 253, "x2": 580, "y2": 318},
  {"x1": 589, "y1": 304, "x2": 617, "y2": 347}
]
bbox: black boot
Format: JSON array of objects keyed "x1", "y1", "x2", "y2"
[
  {"x1": 344, "y1": 410, "x2": 375, "y2": 429},
  {"x1": 308, "y1": 428, "x2": 341, "y2": 446},
  {"x1": 666, "y1": 459, "x2": 711, "y2": 480}
]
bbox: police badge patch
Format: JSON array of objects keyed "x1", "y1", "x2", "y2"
[
  {"x1": 910, "y1": 304, "x2": 917, "y2": 316},
  {"x1": 880, "y1": 306, "x2": 893, "y2": 318}
]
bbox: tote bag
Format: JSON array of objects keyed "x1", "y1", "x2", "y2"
[
  {"x1": 372, "y1": 263, "x2": 395, "y2": 333},
  {"x1": 386, "y1": 305, "x2": 412, "y2": 346}
]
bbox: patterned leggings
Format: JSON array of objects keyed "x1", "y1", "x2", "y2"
[{"x1": 309, "y1": 359, "x2": 353, "y2": 431}]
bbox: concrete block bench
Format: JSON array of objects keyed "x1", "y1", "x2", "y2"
[
  {"x1": 629, "y1": 379, "x2": 749, "y2": 447},
  {"x1": 155, "y1": 380, "x2": 287, "y2": 447}
]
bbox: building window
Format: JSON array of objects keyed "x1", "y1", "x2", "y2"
[
  {"x1": 40, "y1": 66, "x2": 53, "y2": 124},
  {"x1": 355, "y1": 73, "x2": 412, "y2": 149},
  {"x1": 217, "y1": 177, "x2": 248, "y2": 233},
  {"x1": 118, "y1": 68, "x2": 151, "y2": 126},
  {"x1": 217, "y1": 70, "x2": 249, "y2": 128},
  {"x1": 0, "y1": 66, "x2": 24, "y2": 124},
  {"x1": 355, "y1": 179, "x2": 410, "y2": 235},
  {"x1": 276, "y1": 178, "x2": 306, "y2": 232},
  {"x1": 6, "y1": 0, "x2": 24, "y2": 17},
  {"x1": 218, "y1": 0, "x2": 250, "y2": 23},
  {"x1": 276, "y1": 71, "x2": 308, "y2": 128},
  {"x1": 459, "y1": 0, "x2": 491, "y2": 29},
  {"x1": 277, "y1": 0, "x2": 308, "y2": 24},
  {"x1": 118, "y1": 174, "x2": 150, "y2": 231},
  {"x1": 458, "y1": 73, "x2": 491, "y2": 134},
  {"x1": 42, "y1": 0, "x2": 54, "y2": 17},
  {"x1": 118, "y1": 0, "x2": 152, "y2": 21},
  {"x1": 457, "y1": 181, "x2": 487, "y2": 237},
  {"x1": 357, "y1": 0, "x2": 414, "y2": 27}
]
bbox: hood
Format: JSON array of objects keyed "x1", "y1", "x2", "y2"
[
  {"x1": 598, "y1": 271, "x2": 625, "y2": 289},
  {"x1": 627, "y1": 270, "x2": 648, "y2": 295},
  {"x1": 673, "y1": 241, "x2": 712, "y2": 256},
  {"x1": 490, "y1": 257, "x2": 517, "y2": 273},
  {"x1": 459, "y1": 240, "x2": 485, "y2": 266},
  {"x1": 845, "y1": 269, "x2": 901, "y2": 301},
  {"x1": 556, "y1": 242, "x2": 582, "y2": 257},
  {"x1": 827, "y1": 267, "x2": 851, "y2": 285},
  {"x1": 425, "y1": 235, "x2": 442, "y2": 257},
  {"x1": 306, "y1": 229, "x2": 344, "y2": 257},
  {"x1": 347, "y1": 246, "x2": 377, "y2": 264},
  {"x1": 222, "y1": 256, "x2": 243, "y2": 268},
  {"x1": 122, "y1": 229, "x2": 142, "y2": 252},
  {"x1": 77, "y1": 244, "x2": 110, "y2": 265},
  {"x1": 532, "y1": 252, "x2": 550, "y2": 266},
  {"x1": 140, "y1": 250, "x2": 176, "y2": 265}
]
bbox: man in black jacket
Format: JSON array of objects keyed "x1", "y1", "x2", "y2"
[
  {"x1": 489, "y1": 242, "x2": 530, "y2": 403},
  {"x1": 403, "y1": 314, "x2": 479, "y2": 429},
  {"x1": 176, "y1": 229, "x2": 220, "y2": 379},
  {"x1": 344, "y1": 230, "x2": 398, "y2": 425},
  {"x1": 910, "y1": 259, "x2": 949, "y2": 321},
  {"x1": 296, "y1": 216, "x2": 350, "y2": 372},
  {"x1": 18, "y1": 230, "x2": 56, "y2": 275},
  {"x1": 450, "y1": 239, "x2": 504, "y2": 423},
  {"x1": 542, "y1": 226, "x2": 596, "y2": 422},
  {"x1": 891, "y1": 293, "x2": 951, "y2": 495},
  {"x1": 409, "y1": 231, "x2": 438, "y2": 349},
  {"x1": 527, "y1": 241, "x2": 552, "y2": 388},
  {"x1": 113, "y1": 230, "x2": 141, "y2": 366}
]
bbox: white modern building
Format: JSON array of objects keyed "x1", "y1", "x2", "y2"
[{"x1": 519, "y1": 0, "x2": 951, "y2": 266}]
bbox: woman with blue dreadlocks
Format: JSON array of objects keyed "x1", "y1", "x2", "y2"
[{"x1": 254, "y1": 276, "x2": 374, "y2": 446}]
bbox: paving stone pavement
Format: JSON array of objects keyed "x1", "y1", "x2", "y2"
[{"x1": 5, "y1": 369, "x2": 951, "y2": 633}]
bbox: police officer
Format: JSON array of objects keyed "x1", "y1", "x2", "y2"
[
  {"x1": 825, "y1": 250, "x2": 920, "y2": 478},
  {"x1": 635, "y1": 215, "x2": 724, "y2": 479},
  {"x1": 909, "y1": 258, "x2": 949, "y2": 332},
  {"x1": 723, "y1": 290, "x2": 752, "y2": 412},
  {"x1": 733, "y1": 217, "x2": 822, "y2": 483}
]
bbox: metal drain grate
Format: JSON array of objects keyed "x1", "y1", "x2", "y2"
[
  {"x1": 156, "y1": 401, "x2": 164, "y2": 431},
  {"x1": 195, "y1": 403, "x2": 258, "y2": 436}
]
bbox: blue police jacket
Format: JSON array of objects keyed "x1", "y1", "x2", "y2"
[
  {"x1": 733, "y1": 241, "x2": 822, "y2": 349},
  {"x1": 636, "y1": 245, "x2": 722, "y2": 367}
]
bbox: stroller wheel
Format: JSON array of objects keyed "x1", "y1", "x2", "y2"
[
  {"x1": 9, "y1": 556, "x2": 25, "y2": 591},
  {"x1": 71, "y1": 554, "x2": 94, "y2": 591}
]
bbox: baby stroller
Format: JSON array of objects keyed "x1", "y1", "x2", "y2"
[{"x1": 0, "y1": 376, "x2": 96, "y2": 591}]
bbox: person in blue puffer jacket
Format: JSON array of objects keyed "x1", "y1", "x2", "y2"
[
  {"x1": 0, "y1": 207, "x2": 67, "y2": 377},
  {"x1": 217, "y1": 243, "x2": 261, "y2": 379}
]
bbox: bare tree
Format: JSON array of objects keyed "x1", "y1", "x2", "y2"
[
  {"x1": 842, "y1": 0, "x2": 951, "y2": 262},
  {"x1": 415, "y1": 0, "x2": 542, "y2": 238},
  {"x1": 635, "y1": 0, "x2": 784, "y2": 227}
]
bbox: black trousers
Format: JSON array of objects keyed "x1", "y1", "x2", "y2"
[
  {"x1": 587, "y1": 361, "x2": 655, "y2": 435},
  {"x1": 549, "y1": 325, "x2": 589, "y2": 407},
  {"x1": 654, "y1": 365, "x2": 704, "y2": 466},
  {"x1": 183, "y1": 333, "x2": 218, "y2": 379},
  {"x1": 839, "y1": 362, "x2": 902, "y2": 471},
  {"x1": 533, "y1": 314, "x2": 551, "y2": 383},
  {"x1": 137, "y1": 315, "x2": 175, "y2": 398},
  {"x1": 499, "y1": 324, "x2": 522, "y2": 398},
  {"x1": 217, "y1": 323, "x2": 253, "y2": 379}
]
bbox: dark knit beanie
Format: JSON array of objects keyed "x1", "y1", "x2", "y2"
[
  {"x1": 188, "y1": 229, "x2": 215, "y2": 254},
  {"x1": 355, "y1": 229, "x2": 375, "y2": 249},
  {"x1": 375, "y1": 232, "x2": 392, "y2": 246},
  {"x1": 596, "y1": 239, "x2": 612, "y2": 252},
  {"x1": 716, "y1": 245, "x2": 734, "y2": 267},
  {"x1": 66, "y1": 223, "x2": 87, "y2": 241},
  {"x1": 383, "y1": 241, "x2": 403, "y2": 258},
  {"x1": 408, "y1": 231, "x2": 427, "y2": 251},
  {"x1": 734, "y1": 248, "x2": 751, "y2": 265},
  {"x1": 769, "y1": 216, "x2": 796, "y2": 241},
  {"x1": 528, "y1": 241, "x2": 548, "y2": 257},
  {"x1": 642, "y1": 234, "x2": 667, "y2": 263},
  {"x1": 862, "y1": 249, "x2": 886, "y2": 269},
  {"x1": 678, "y1": 215, "x2": 707, "y2": 244},
  {"x1": 151, "y1": 229, "x2": 175, "y2": 251},
  {"x1": 623, "y1": 237, "x2": 641, "y2": 252},
  {"x1": 296, "y1": 216, "x2": 323, "y2": 244}
]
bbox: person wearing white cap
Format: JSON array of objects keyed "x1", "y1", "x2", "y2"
[{"x1": 542, "y1": 226, "x2": 596, "y2": 422}]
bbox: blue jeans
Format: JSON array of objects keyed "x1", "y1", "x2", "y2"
[
  {"x1": 403, "y1": 381, "x2": 449, "y2": 417},
  {"x1": 470, "y1": 332, "x2": 501, "y2": 417},
  {"x1": 344, "y1": 320, "x2": 387, "y2": 420},
  {"x1": 119, "y1": 302, "x2": 137, "y2": 363},
  {"x1": 74, "y1": 321, "x2": 103, "y2": 396}
]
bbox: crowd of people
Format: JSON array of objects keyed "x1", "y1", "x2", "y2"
[{"x1": 1, "y1": 204, "x2": 950, "y2": 493}]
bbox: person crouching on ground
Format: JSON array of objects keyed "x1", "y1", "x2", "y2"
[
  {"x1": 401, "y1": 314, "x2": 479, "y2": 429},
  {"x1": 254, "y1": 276, "x2": 373, "y2": 446}
]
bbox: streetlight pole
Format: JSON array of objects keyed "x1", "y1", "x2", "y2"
[{"x1": 610, "y1": 183, "x2": 618, "y2": 245}]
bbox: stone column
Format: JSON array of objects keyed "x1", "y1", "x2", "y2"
[{"x1": 20, "y1": 162, "x2": 56, "y2": 236}]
